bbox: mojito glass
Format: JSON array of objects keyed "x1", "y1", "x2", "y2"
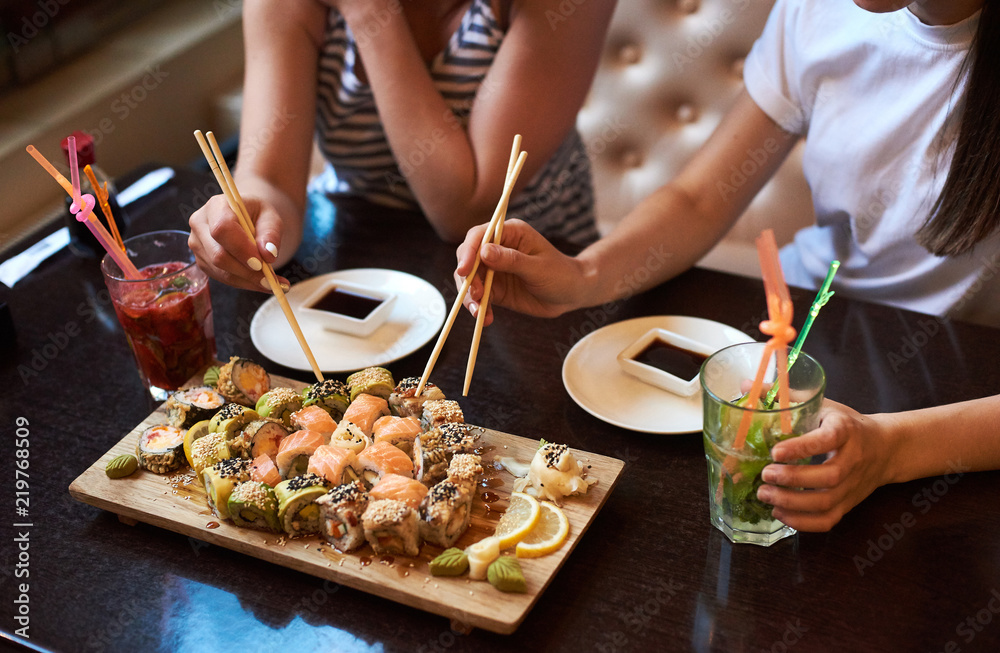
[{"x1": 701, "y1": 342, "x2": 825, "y2": 546}]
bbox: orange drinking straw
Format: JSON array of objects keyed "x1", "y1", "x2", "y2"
[
  {"x1": 733, "y1": 230, "x2": 796, "y2": 449},
  {"x1": 84, "y1": 164, "x2": 125, "y2": 251}
]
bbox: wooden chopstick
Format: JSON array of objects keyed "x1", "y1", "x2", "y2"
[
  {"x1": 415, "y1": 135, "x2": 525, "y2": 396},
  {"x1": 463, "y1": 140, "x2": 525, "y2": 396},
  {"x1": 193, "y1": 130, "x2": 325, "y2": 383}
]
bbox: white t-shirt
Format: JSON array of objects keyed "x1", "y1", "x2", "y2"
[{"x1": 745, "y1": 0, "x2": 1000, "y2": 328}]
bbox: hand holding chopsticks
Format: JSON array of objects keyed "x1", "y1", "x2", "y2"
[
  {"x1": 193, "y1": 130, "x2": 325, "y2": 383},
  {"x1": 416, "y1": 135, "x2": 527, "y2": 397}
]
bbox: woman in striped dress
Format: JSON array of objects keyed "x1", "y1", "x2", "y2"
[{"x1": 188, "y1": 0, "x2": 616, "y2": 292}]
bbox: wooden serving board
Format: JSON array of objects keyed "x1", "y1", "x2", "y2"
[{"x1": 68, "y1": 373, "x2": 625, "y2": 634}]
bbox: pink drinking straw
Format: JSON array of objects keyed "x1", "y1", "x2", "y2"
[{"x1": 67, "y1": 135, "x2": 82, "y2": 203}]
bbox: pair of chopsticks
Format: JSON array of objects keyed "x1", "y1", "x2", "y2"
[
  {"x1": 416, "y1": 135, "x2": 527, "y2": 397},
  {"x1": 193, "y1": 130, "x2": 325, "y2": 383}
]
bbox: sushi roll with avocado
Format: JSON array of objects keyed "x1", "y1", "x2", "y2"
[
  {"x1": 275, "y1": 473, "x2": 330, "y2": 536},
  {"x1": 301, "y1": 379, "x2": 350, "y2": 421},
  {"x1": 363, "y1": 499, "x2": 420, "y2": 557},
  {"x1": 315, "y1": 482, "x2": 369, "y2": 552},
  {"x1": 209, "y1": 403, "x2": 260, "y2": 457},
  {"x1": 420, "y1": 480, "x2": 474, "y2": 548},
  {"x1": 228, "y1": 481, "x2": 281, "y2": 533},
  {"x1": 388, "y1": 377, "x2": 445, "y2": 418},
  {"x1": 217, "y1": 356, "x2": 270, "y2": 407},
  {"x1": 254, "y1": 387, "x2": 304, "y2": 428},
  {"x1": 420, "y1": 399, "x2": 464, "y2": 431},
  {"x1": 202, "y1": 458, "x2": 251, "y2": 520},
  {"x1": 136, "y1": 425, "x2": 185, "y2": 474},
  {"x1": 165, "y1": 386, "x2": 225, "y2": 429},
  {"x1": 190, "y1": 432, "x2": 231, "y2": 474},
  {"x1": 346, "y1": 367, "x2": 394, "y2": 403}
]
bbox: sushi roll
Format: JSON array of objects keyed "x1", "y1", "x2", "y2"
[
  {"x1": 307, "y1": 445, "x2": 362, "y2": 486},
  {"x1": 369, "y1": 473, "x2": 428, "y2": 510},
  {"x1": 254, "y1": 387, "x2": 304, "y2": 428},
  {"x1": 419, "y1": 480, "x2": 474, "y2": 548},
  {"x1": 240, "y1": 419, "x2": 290, "y2": 462},
  {"x1": 190, "y1": 432, "x2": 231, "y2": 474},
  {"x1": 275, "y1": 430, "x2": 324, "y2": 479},
  {"x1": 357, "y1": 442, "x2": 415, "y2": 489},
  {"x1": 413, "y1": 424, "x2": 480, "y2": 485},
  {"x1": 328, "y1": 420, "x2": 372, "y2": 455},
  {"x1": 208, "y1": 403, "x2": 261, "y2": 456},
  {"x1": 315, "y1": 482, "x2": 369, "y2": 552},
  {"x1": 228, "y1": 481, "x2": 281, "y2": 533},
  {"x1": 217, "y1": 356, "x2": 271, "y2": 407},
  {"x1": 290, "y1": 405, "x2": 338, "y2": 442},
  {"x1": 275, "y1": 473, "x2": 330, "y2": 536},
  {"x1": 341, "y1": 393, "x2": 390, "y2": 437},
  {"x1": 362, "y1": 499, "x2": 420, "y2": 557},
  {"x1": 372, "y1": 416, "x2": 422, "y2": 456},
  {"x1": 202, "y1": 458, "x2": 251, "y2": 520},
  {"x1": 446, "y1": 453, "x2": 483, "y2": 491},
  {"x1": 420, "y1": 399, "x2": 464, "y2": 431},
  {"x1": 301, "y1": 379, "x2": 350, "y2": 421},
  {"x1": 389, "y1": 377, "x2": 446, "y2": 418},
  {"x1": 346, "y1": 367, "x2": 395, "y2": 402},
  {"x1": 136, "y1": 425, "x2": 185, "y2": 474},
  {"x1": 165, "y1": 386, "x2": 225, "y2": 429},
  {"x1": 249, "y1": 454, "x2": 282, "y2": 488}
]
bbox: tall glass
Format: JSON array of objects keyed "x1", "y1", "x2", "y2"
[
  {"x1": 101, "y1": 230, "x2": 216, "y2": 400},
  {"x1": 700, "y1": 342, "x2": 825, "y2": 546}
]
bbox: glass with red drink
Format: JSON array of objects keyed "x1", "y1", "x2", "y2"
[{"x1": 101, "y1": 230, "x2": 216, "y2": 400}]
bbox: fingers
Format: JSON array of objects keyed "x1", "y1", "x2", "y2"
[
  {"x1": 769, "y1": 506, "x2": 844, "y2": 532},
  {"x1": 253, "y1": 202, "x2": 284, "y2": 265},
  {"x1": 455, "y1": 224, "x2": 489, "y2": 277},
  {"x1": 770, "y1": 420, "x2": 848, "y2": 463}
]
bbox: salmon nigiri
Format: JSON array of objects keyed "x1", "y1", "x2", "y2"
[
  {"x1": 308, "y1": 444, "x2": 362, "y2": 486},
  {"x1": 290, "y1": 405, "x2": 338, "y2": 442},
  {"x1": 358, "y1": 441, "x2": 414, "y2": 488},
  {"x1": 369, "y1": 473, "x2": 428, "y2": 510},
  {"x1": 249, "y1": 454, "x2": 282, "y2": 488},
  {"x1": 276, "y1": 429, "x2": 324, "y2": 479},
  {"x1": 342, "y1": 393, "x2": 390, "y2": 437},
  {"x1": 372, "y1": 416, "x2": 422, "y2": 456}
]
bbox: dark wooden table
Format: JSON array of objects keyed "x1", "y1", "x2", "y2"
[{"x1": 3, "y1": 166, "x2": 1000, "y2": 653}]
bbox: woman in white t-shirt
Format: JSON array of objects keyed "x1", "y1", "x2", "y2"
[{"x1": 454, "y1": 0, "x2": 1000, "y2": 531}]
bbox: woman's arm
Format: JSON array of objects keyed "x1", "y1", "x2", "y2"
[
  {"x1": 759, "y1": 394, "x2": 1000, "y2": 532},
  {"x1": 188, "y1": 0, "x2": 323, "y2": 290},
  {"x1": 332, "y1": 0, "x2": 617, "y2": 241},
  {"x1": 455, "y1": 90, "x2": 800, "y2": 321}
]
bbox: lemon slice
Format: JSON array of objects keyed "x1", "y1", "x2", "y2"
[
  {"x1": 493, "y1": 492, "x2": 541, "y2": 549},
  {"x1": 516, "y1": 501, "x2": 569, "y2": 558},
  {"x1": 183, "y1": 420, "x2": 212, "y2": 468}
]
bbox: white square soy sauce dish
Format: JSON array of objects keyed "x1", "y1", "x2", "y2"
[
  {"x1": 299, "y1": 279, "x2": 397, "y2": 337},
  {"x1": 616, "y1": 328, "x2": 717, "y2": 397}
]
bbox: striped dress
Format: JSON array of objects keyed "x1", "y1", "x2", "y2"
[{"x1": 311, "y1": 0, "x2": 598, "y2": 244}]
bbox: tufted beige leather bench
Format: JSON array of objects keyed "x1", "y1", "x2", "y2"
[{"x1": 577, "y1": 0, "x2": 814, "y2": 278}]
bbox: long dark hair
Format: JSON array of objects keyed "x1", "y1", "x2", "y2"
[{"x1": 917, "y1": 0, "x2": 1000, "y2": 257}]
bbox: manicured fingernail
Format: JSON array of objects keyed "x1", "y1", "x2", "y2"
[
  {"x1": 280, "y1": 282, "x2": 290, "y2": 292},
  {"x1": 259, "y1": 278, "x2": 270, "y2": 291},
  {"x1": 469, "y1": 302, "x2": 478, "y2": 315},
  {"x1": 265, "y1": 242, "x2": 278, "y2": 258},
  {"x1": 247, "y1": 256, "x2": 262, "y2": 271}
]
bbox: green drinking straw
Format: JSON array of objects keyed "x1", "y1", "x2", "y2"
[{"x1": 763, "y1": 260, "x2": 840, "y2": 409}]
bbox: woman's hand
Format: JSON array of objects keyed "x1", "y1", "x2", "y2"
[
  {"x1": 454, "y1": 219, "x2": 589, "y2": 324},
  {"x1": 188, "y1": 194, "x2": 290, "y2": 293},
  {"x1": 755, "y1": 400, "x2": 893, "y2": 532}
]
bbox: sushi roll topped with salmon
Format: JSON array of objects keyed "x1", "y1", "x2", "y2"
[
  {"x1": 290, "y1": 405, "x2": 338, "y2": 442},
  {"x1": 342, "y1": 393, "x2": 390, "y2": 437},
  {"x1": 276, "y1": 430, "x2": 324, "y2": 479},
  {"x1": 369, "y1": 473, "x2": 428, "y2": 510},
  {"x1": 358, "y1": 441, "x2": 414, "y2": 488}
]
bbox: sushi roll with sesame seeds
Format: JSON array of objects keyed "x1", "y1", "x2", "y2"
[
  {"x1": 275, "y1": 473, "x2": 331, "y2": 536},
  {"x1": 446, "y1": 453, "x2": 483, "y2": 491},
  {"x1": 419, "y1": 480, "x2": 474, "y2": 548},
  {"x1": 217, "y1": 356, "x2": 271, "y2": 407},
  {"x1": 346, "y1": 367, "x2": 395, "y2": 402},
  {"x1": 254, "y1": 387, "x2": 305, "y2": 428},
  {"x1": 190, "y1": 432, "x2": 232, "y2": 474},
  {"x1": 136, "y1": 425, "x2": 186, "y2": 474},
  {"x1": 315, "y1": 482, "x2": 369, "y2": 552},
  {"x1": 301, "y1": 379, "x2": 350, "y2": 422},
  {"x1": 362, "y1": 499, "x2": 420, "y2": 557},
  {"x1": 388, "y1": 377, "x2": 445, "y2": 418},
  {"x1": 165, "y1": 386, "x2": 225, "y2": 429},
  {"x1": 202, "y1": 458, "x2": 251, "y2": 520},
  {"x1": 413, "y1": 424, "x2": 480, "y2": 485},
  {"x1": 420, "y1": 399, "x2": 464, "y2": 431},
  {"x1": 228, "y1": 481, "x2": 281, "y2": 533},
  {"x1": 328, "y1": 420, "x2": 371, "y2": 455}
]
